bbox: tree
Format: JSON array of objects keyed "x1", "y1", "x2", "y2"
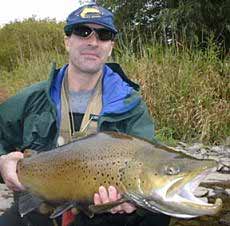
[{"x1": 97, "y1": 0, "x2": 230, "y2": 54}]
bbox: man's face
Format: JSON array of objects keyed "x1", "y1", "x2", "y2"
[{"x1": 64, "y1": 23, "x2": 114, "y2": 75}]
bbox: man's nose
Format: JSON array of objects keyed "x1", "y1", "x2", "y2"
[{"x1": 87, "y1": 31, "x2": 99, "y2": 45}]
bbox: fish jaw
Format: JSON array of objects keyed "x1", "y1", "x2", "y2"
[{"x1": 140, "y1": 167, "x2": 223, "y2": 218}]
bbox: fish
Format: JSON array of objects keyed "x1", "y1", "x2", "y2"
[{"x1": 17, "y1": 132, "x2": 222, "y2": 219}]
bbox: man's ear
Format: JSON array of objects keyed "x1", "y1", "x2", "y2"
[
  {"x1": 64, "y1": 36, "x2": 70, "y2": 52},
  {"x1": 108, "y1": 42, "x2": 115, "y2": 57}
]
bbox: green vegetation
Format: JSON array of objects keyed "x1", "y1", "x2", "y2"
[
  {"x1": 0, "y1": 19, "x2": 229, "y2": 145},
  {"x1": 98, "y1": 0, "x2": 230, "y2": 54},
  {"x1": 115, "y1": 36, "x2": 229, "y2": 144},
  {"x1": 0, "y1": 18, "x2": 65, "y2": 71}
]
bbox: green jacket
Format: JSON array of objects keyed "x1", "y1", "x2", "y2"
[
  {"x1": 0, "y1": 63, "x2": 154, "y2": 157},
  {"x1": 0, "y1": 63, "x2": 169, "y2": 226}
]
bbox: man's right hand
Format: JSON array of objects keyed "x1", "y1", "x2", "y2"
[{"x1": 0, "y1": 151, "x2": 25, "y2": 191}]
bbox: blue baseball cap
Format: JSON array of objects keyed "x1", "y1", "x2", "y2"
[{"x1": 64, "y1": 4, "x2": 118, "y2": 36}]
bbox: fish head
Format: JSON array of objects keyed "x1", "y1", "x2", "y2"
[{"x1": 123, "y1": 146, "x2": 222, "y2": 218}]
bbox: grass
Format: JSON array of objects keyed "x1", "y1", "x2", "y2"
[
  {"x1": 115, "y1": 41, "x2": 229, "y2": 144},
  {"x1": 0, "y1": 35, "x2": 229, "y2": 145},
  {"x1": 0, "y1": 51, "x2": 67, "y2": 94}
]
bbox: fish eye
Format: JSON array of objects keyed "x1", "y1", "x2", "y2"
[{"x1": 165, "y1": 165, "x2": 180, "y2": 175}]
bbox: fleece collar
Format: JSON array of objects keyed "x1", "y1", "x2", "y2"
[
  {"x1": 50, "y1": 64, "x2": 140, "y2": 122},
  {"x1": 101, "y1": 65, "x2": 140, "y2": 114}
]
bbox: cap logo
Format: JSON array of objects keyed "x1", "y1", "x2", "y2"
[{"x1": 80, "y1": 7, "x2": 102, "y2": 18}]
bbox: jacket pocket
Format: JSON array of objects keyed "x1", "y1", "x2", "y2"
[{"x1": 23, "y1": 112, "x2": 56, "y2": 149}]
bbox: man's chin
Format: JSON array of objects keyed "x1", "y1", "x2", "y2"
[
  {"x1": 81, "y1": 66, "x2": 103, "y2": 75},
  {"x1": 80, "y1": 62, "x2": 104, "y2": 74}
]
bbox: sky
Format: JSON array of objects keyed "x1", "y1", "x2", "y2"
[{"x1": 0, "y1": 0, "x2": 81, "y2": 27}]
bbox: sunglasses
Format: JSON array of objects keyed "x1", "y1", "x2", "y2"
[{"x1": 71, "y1": 25, "x2": 116, "y2": 41}]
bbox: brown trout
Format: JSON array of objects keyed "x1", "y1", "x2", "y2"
[{"x1": 17, "y1": 132, "x2": 222, "y2": 219}]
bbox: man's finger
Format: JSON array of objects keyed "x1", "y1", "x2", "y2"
[
  {"x1": 94, "y1": 193, "x2": 102, "y2": 205},
  {"x1": 108, "y1": 186, "x2": 118, "y2": 201},
  {"x1": 108, "y1": 186, "x2": 122, "y2": 214},
  {"x1": 98, "y1": 186, "x2": 109, "y2": 203},
  {"x1": 121, "y1": 202, "x2": 136, "y2": 214},
  {"x1": 4, "y1": 174, "x2": 25, "y2": 191}
]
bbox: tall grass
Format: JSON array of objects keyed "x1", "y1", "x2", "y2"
[
  {"x1": 0, "y1": 21, "x2": 229, "y2": 145},
  {"x1": 114, "y1": 36, "x2": 229, "y2": 144},
  {"x1": 0, "y1": 51, "x2": 67, "y2": 94}
]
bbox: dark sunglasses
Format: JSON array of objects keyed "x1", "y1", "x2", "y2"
[{"x1": 72, "y1": 25, "x2": 116, "y2": 41}]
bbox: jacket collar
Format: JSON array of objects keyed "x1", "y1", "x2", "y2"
[{"x1": 48, "y1": 62, "x2": 140, "y2": 117}]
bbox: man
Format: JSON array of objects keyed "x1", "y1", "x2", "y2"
[{"x1": 0, "y1": 3, "x2": 170, "y2": 226}]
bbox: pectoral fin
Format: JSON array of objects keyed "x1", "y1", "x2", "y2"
[
  {"x1": 18, "y1": 192, "x2": 44, "y2": 217},
  {"x1": 88, "y1": 197, "x2": 127, "y2": 214},
  {"x1": 50, "y1": 202, "x2": 75, "y2": 219}
]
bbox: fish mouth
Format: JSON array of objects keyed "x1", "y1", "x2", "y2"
[{"x1": 148, "y1": 167, "x2": 223, "y2": 218}]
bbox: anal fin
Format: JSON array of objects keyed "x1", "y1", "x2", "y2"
[
  {"x1": 18, "y1": 192, "x2": 44, "y2": 217},
  {"x1": 50, "y1": 202, "x2": 75, "y2": 219}
]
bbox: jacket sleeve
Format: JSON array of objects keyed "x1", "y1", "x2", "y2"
[
  {"x1": 125, "y1": 100, "x2": 155, "y2": 142},
  {"x1": 0, "y1": 93, "x2": 27, "y2": 183},
  {"x1": 0, "y1": 80, "x2": 51, "y2": 157},
  {"x1": 0, "y1": 95, "x2": 25, "y2": 156}
]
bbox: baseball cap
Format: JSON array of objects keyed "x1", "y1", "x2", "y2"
[{"x1": 64, "y1": 4, "x2": 118, "y2": 36}]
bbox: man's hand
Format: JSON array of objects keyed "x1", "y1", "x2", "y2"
[
  {"x1": 0, "y1": 151, "x2": 25, "y2": 191},
  {"x1": 94, "y1": 186, "x2": 136, "y2": 214}
]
